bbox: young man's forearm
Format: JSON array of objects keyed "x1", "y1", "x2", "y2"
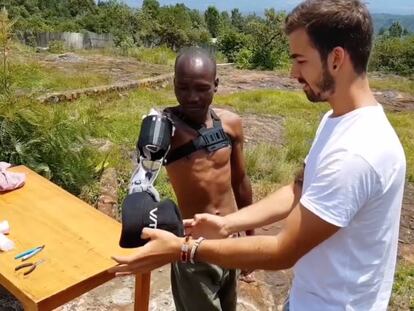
[
  {"x1": 194, "y1": 234, "x2": 294, "y2": 271},
  {"x1": 225, "y1": 181, "x2": 301, "y2": 234}
]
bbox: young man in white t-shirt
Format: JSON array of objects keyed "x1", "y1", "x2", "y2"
[{"x1": 110, "y1": 1, "x2": 406, "y2": 310}]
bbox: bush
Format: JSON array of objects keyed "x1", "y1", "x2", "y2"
[
  {"x1": 370, "y1": 35, "x2": 414, "y2": 76},
  {"x1": 119, "y1": 36, "x2": 135, "y2": 56},
  {"x1": 48, "y1": 40, "x2": 65, "y2": 54},
  {"x1": 235, "y1": 47, "x2": 253, "y2": 69},
  {"x1": 217, "y1": 28, "x2": 250, "y2": 62}
]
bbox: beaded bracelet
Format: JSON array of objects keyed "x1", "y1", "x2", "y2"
[
  {"x1": 190, "y1": 237, "x2": 205, "y2": 264},
  {"x1": 180, "y1": 235, "x2": 191, "y2": 263}
]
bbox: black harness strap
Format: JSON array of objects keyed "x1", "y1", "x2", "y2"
[{"x1": 164, "y1": 109, "x2": 232, "y2": 165}]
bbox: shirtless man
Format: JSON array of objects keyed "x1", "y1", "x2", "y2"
[{"x1": 161, "y1": 48, "x2": 254, "y2": 311}]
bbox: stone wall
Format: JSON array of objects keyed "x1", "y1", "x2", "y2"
[
  {"x1": 37, "y1": 73, "x2": 174, "y2": 104},
  {"x1": 17, "y1": 31, "x2": 114, "y2": 50}
]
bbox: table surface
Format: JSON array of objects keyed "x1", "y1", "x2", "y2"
[{"x1": 0, "y1": 166, "x2": 133, "y2": 310}]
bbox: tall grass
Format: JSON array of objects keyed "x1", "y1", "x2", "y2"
[{"x1": 0, "y1": 99, "x2": 100, "y2": 195}]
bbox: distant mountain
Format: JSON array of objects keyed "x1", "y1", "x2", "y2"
[{"x1": 372, "y1": 14, "x2": 414, "y2": 33}]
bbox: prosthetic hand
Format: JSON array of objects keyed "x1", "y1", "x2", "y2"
[{"x1": 120, "y1": 109, "x2": 184, "y2": 248}]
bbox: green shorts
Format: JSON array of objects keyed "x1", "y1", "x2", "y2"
[{"x1": 171, "y1": 261, "x2": 238, "y2": 311}]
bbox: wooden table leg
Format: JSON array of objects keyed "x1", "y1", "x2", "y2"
[{"x1": 135, "y1": 273, "x2": 151, "y2": 311}]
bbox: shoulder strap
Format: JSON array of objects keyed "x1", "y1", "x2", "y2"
[{"x1": 165, "y1": 108, "x2": 232, "y2": 165}]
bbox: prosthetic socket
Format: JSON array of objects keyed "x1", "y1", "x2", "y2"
[{"x1": 119, "y1": 109, "x2": 184, "y2": 248}]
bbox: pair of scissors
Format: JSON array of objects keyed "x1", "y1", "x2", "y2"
[{"x1": 15, "y1": 259, "x2": 45, "y2": 276}]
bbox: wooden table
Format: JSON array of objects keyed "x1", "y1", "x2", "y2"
[{"x1": 0, "y1": 166, "x2": 150, "y2": 311}]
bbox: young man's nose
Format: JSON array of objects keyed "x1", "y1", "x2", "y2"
[{"x1": 290, "y1": 64, "x2": 300, "y2": 79}]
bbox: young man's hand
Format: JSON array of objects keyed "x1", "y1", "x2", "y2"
[
  {"x1": 110, "y1": 228, "x2": 181, "y2": 275},
  {"x1": 184, "y1": 213, "x2": 230, "y2": 239}
]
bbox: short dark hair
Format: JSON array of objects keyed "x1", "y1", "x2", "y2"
[
  {"x1": 285, "y1": 0, "x2": 373, "y2": 74},
  {"x1": 175, "y1": 47, "x2": 217, "y2": 73}
]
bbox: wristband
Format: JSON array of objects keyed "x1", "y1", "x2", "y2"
[
  {"x1": 180, "y1": 235, "x2": 191, "y2": 263},
  {"x1": 190, "y1": 237, "x2": 205, "y2": 264}
]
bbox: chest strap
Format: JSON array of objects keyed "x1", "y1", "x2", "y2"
[{"x1": 164, "y1": 110, "x2": 232, "y2": 165}]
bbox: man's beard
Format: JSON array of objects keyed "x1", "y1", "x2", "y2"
[{"x1": 301, "y1": 64, "x2": 335, "y2": 102}]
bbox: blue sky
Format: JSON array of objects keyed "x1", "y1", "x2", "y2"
[{"x1": 124, "y1": 0, "x2": 414, "y2": 15}]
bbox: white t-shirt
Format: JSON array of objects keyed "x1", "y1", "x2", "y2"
[{"x1": 290, "y1": 104, "x2": 406, "y2": 311}]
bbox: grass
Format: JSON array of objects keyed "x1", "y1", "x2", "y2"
[
  {"x1": 218, "y1": 89, "x2": 329, "y2": 187},
  {"x1": 369, "y1": 74, "x2": 414, "y2": 96},
  {"x1": 389, "y1": 261, "x2": 414, "y2": 310},
  {"x1": 128, "y1": 46, "x2": 176, "y2": 66},
  {"x1": 388, "y1": 113, "x2": 414, "y2": 182},
  {"x1": 78, "y1": 46, "x2": 177, "y2": 66},
  {"x1": 10, "y1": 62, "x2": 112, "y2": 95}
]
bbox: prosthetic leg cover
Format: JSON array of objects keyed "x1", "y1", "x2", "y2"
[{"x1": 119, "y1": 192, "x2": 184, "y2": 248}]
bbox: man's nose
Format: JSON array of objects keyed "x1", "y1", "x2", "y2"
[
  {"x1": 188, "y1": 90, "x2": 199, "y2": 102},
  {"x1": 290, "y1": 63, "x2": 299, "y2": 79}
]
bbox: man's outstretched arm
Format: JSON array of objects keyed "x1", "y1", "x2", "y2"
[
  {"x1": 186, "y1": 167, "x2": 304, "y2": 239},
  {"x1": 196, "y1": 203, "x2": 338, "y2": 271},
  {"x1": 109, "y1": 202, "x2": 338, "y2": 275}
]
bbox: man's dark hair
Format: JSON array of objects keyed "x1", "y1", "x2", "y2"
[
  {"x1": 285, "y1": 0, "x2": 373, "y2": 74},
  {"x1": 175, "y1": 47, "x2": 217, "y2": 75}
]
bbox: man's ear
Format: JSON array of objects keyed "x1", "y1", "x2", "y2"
[
  {"x1": 214, "y1": 77, "x2": 219, "y2": 92},
  {"x1": 329, "y1": 47, "x2": 345, "y2": 73}
]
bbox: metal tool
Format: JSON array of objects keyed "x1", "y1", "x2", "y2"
[{"x1": 15, "y1": 259, "x2": 45, "y2": 276}]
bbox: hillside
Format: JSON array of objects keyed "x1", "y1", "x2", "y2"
[{"x1": 372, "y1": 14, "x2": 414, "y2": 33}]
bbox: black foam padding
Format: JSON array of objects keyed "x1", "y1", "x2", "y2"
[
  {"x1": 137, "y1": 115, "x2": 172, "y2": 161},
  {"x1": 119, "y1": 192, "x2": 184, "y2": 248}
]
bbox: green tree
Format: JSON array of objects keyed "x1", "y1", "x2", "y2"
[
  {"x1": 67, "y1": 0, "x2": 96, "y2": 17},
  {"x1": 188, "y1": 9, "x2": 206, "y2": 30},
  {"x1": 369, "y1": 35, "x2": 414, "y2": 76},
  {"x1": 245, "y1": 9, "x2": 289, "y2": 69},
  {"x1": 220, "y1": 11, "x2": 231, "y2": 30},
  {"x1": 204, "y1": 6, "x2": 220, "y2": 38},
  {"x1": 135, "y1": 9, "x2": 160, "y2": 47},
  {"x1": 231, "y1": 8, "x2": 244, "y2": 31},
  {"x1": 218, "y1": 28, "x2": 250, "y2": 62},
  {"x1": 142, "y1": 0, "x2": 160, "y2": 19},
  {"x1": 388, "y1": 21, "x2": 404, "y2": 38},
  {"x1": 157, "y1": 4, "x2": 192, "y2": 49},
  {"x1": 81, "y1": 1, "x2": 139, "y2": 45}
]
